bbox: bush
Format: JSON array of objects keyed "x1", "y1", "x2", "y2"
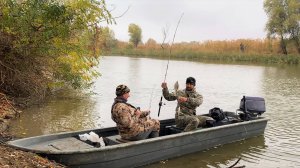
[{"x1": 0, "y1": 0, "x2": 114, "y2": 101}]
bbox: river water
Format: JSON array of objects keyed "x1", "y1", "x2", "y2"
[{"x1": 10, "y1": 56, "x2": 300, "y2": 168}]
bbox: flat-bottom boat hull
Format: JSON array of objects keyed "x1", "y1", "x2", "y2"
[{"x1": 11, "y1": 118, "x2": 268, "y2": 168}]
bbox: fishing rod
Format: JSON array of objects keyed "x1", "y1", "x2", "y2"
[
  {"x1": 157, "y1": 27, "x2": 168, "y2": 117},
  {"x1": 158, "y1": 13, "x2": 184, "y2": 117}
]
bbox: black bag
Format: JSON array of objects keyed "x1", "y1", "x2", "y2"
[
  {"x1": 209, "y1": 107, "x2": 225, "y2": 122},
  {"x1": 239, "y1": 96, "x2": 265, "y2": 115}
]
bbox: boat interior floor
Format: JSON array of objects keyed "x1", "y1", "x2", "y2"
[
  {"x1": 164, "y1": 116, "x2": 241, "y2": 135},
  {"x1": 106, "y1": 135, "x2": 131, "y2": 144},
  {"x1": 29, "y1": 137, "x2": 96, "y2": 151}
]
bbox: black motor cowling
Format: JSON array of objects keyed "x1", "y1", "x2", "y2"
[{"x1": 239, "y1": 96, "x2": 266, "y2": 120}]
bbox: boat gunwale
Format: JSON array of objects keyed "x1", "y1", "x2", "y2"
[{"x1": 7, "y1": 117, "x2": 269, "y2": 154}]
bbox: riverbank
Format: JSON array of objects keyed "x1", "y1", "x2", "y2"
[
  {"x1": 107, "y1": 48, "x2": 300, "y2": 65},
  {"x1": 0, "y1": 93, "x2": 19, "y2": 139},
  {"x1": 0, "y1": 93, "x2": 65, "y2": 168}
]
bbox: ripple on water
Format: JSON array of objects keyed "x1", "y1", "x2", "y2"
[{"x1": 8, "y1": 57, "x2": 300, "y2": 168}]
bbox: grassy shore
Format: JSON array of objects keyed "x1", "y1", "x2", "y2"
[{"x1": 105, "y1": 48, "x2": 300, "y2": 65}]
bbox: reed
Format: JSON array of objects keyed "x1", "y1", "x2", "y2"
[{"x1": 105, "y1": 39, "x2": 300, "y2": 65}]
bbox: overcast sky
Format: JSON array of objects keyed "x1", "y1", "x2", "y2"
[{"x1": 106, "y1": 0, "x2": 268, "y2": 43}]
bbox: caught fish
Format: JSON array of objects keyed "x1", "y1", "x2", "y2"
[{"x1": 174, "y1": 81, "x2": 179, "y2": 96}]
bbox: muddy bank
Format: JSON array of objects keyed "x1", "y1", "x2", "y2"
[
  {"x1": 0, "y1": 93, "x2": 19, "y2": 140},
  {"x1": 0, "y1": 94, "x2": 17, "y2": 133},
  {"x1": 0, "y1": 93, "x2": 65, "y2": 168},
  {"x1": 0, "y1": 144, "x2": 65, "y2": 168}
]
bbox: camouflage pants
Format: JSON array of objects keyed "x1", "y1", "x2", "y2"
[
  {"x1": 144, "y1": 118, "x2": 160, "y2": 131},
  {"x1": 176, "y1": 115, "x2": 214, "y2": 132},
  {"x1": 127, "y1": 118, "x2": 160, "y2": 140}
]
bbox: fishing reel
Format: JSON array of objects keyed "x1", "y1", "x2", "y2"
[
  {"x1": 158, "y1": 101, "x2": 166, "y2": 107},
  {"x1": 158, "y1": 98, "x2": 166, "y2": 117},
  {"x1": 158, "y1": 81, "x2": 178, "y2": 117}
]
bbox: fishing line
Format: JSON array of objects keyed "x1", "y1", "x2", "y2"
[
  {"x1": 163, "y1": 13, "x2": 184, "y2": 82},
  {"x1": 158, "y1": 13, "x2": 184, "y2": 117}
]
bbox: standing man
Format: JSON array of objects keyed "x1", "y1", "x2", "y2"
[
  {"x1": 161, "y1": 77, "x2": 214, "y2": 132},
  {"x1": 111, "y1": 84, "x2": 160, "y2": 140}
]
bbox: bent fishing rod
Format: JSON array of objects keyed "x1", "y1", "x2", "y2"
[{"x1": 158, "y1": 13, "x2": 184, "y2": 117}]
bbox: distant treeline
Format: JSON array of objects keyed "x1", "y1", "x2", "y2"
[{"x1": 104, "y1": 39, "x2": 300, "y2": 65}]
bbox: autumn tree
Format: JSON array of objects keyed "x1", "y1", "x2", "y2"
[
  {"x1": 99, "y1": 27, "x2": 116, "y2": 51},
  {"x1": 0, "y1": 0, "x2": 114, "y2": 100},
  {"x1": 264, "y1": 0, "x2": 300, "y2": 55},
  {"x1": 128, "y1": 23, "x2": 142, "y2": 47},
  {"x1": 285, "y1": 0, "x2": 300, "y2": 53},
  {"x1": 264, "y1": 0, "x2": 288, "y2": 54},
  {"x1": 145, "y1": 38, "x2": 157, "y2": 48}
]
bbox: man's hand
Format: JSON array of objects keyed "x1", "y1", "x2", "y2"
[
  {"x1": 177, "y1": 96, "x2": 188, "y2": 103},
  {"x1": 161, "y1": 82, "x2": 168, "y2": 89}
]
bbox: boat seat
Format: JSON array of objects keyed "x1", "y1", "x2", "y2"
[
  {"x1": 165, "y1": 125, "x2": 184, "y2": 134},
  {"x1": 106, "y1": 135, "x2": 132, "y2": 144}
]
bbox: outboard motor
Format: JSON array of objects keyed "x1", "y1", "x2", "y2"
[{"x1": 238, "y1": 96, "x2": 266, "y2": 121}]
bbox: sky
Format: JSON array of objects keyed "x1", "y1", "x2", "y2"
[{"x1": 106, "y1": 0, "x2": 268, "y2": 43}]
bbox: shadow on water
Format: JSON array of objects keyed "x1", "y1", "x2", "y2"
[{"x1": 144, "y1": 136, "x2": 266, "y2": 168}]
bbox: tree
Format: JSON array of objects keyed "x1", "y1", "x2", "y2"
[
  {"x1": 145, "y1": 38, "x2": 157, "y2": 48},
  {"x1": 264, "y1": 0, "x2": 289, "y2": 54},
  {"x1": 128, "y1": 23, "x2": 142, "y2": 47},
  {"x1": 264, "y1": 0, "x2": 300, "y2": 55},
  {"x1": 0, "y1": 0, "x2": 114, "y2": 100},
  {"x1": 99, "y1": 27, "x2": 116, "y2": 51},
  {"x1": 285, "y1": 0, "x2": 300, "y2": 53}
]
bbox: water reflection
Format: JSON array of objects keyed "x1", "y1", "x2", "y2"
[
  {"x1": 144, "y1": 136, "x2": 266, "y2": 168},
  {"x1": 10, "y1": 90, "x2": 100, "y2": 137},
  {"x1": 262, "y1": 65, "x2": 300, "y2": 167}
]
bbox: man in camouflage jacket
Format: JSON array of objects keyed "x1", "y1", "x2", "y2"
[
  {"x1": 111, "y1": 85, "x2": 160, "y2": 140},
  {"x1": 161, "y1": 77, "x2": 214, "y2": 132}
]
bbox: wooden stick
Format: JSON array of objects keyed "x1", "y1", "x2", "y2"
[
  {"x1": 0, "y1": 92, "x2": 19, "y2": 114},
  {"x1": 227, "y1": 157, "x2": 245, "y2": 168}
]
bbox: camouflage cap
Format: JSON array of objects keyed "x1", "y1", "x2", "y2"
[{"x1": 116, "y1": 84, "x2": 130, "y2": 96}]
